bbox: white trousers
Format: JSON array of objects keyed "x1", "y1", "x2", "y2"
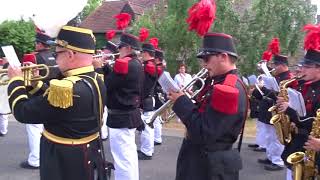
[
  {"x1": 101, "y1": 107, "x2": 108, "y2": 139},
  {"x1": 265, "y1": 124, "x2": 284, "y2": 166},
  {"x1": 154, "y1": 116, "x2": 162, "y2": 144},
  {"x1": 286, "y1": 168, "x2": 292, "y2": 180},
  {"x1": 109, "y1": 128, "x2": 139, "y2": 180},
  {"x1": 0, "y1": 114, "x2": 8, "y2": 135},
  {"x1": 140, "y1": 111, "x2": 154, "y2": 156},
  {"x1": 256, "y1": 120, "x2": 267, "y2": 148},
  {"x1": 26, "y1": 124, "x2": 43, "y2": 167}
]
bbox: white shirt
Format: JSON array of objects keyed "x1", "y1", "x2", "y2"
[{"x1": 174, "y1": 73, "x2": 192, "y2": 89}]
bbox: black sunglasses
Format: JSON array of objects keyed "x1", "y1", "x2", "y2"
[
  {"x1": 202, "y1": 53, "x2": 220, "y2": 63},
  {"x1": 52, "y1": 51, "x2": 67, "y2": 59}
]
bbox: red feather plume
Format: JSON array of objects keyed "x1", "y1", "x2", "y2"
[
  {"x1": 303, "y1": 24, "x2": 320, "y2": 51},
  {"x1": 139, "y1": 28, "x2": 149, "y2": 42},
  {"x1": 268, "y1": 38, "x2": 280, "y2": 55},
  {"x1": 105, "y1": 30, "x2": 116, "y2": 40},
  {"x1": 113, "y1": 13, "x2": 132, "y2": 30},
  {"x1": 149, "y1": 38, "x2": 159, "y2": 49},
  {"x1": 262, "y1": 51, "x2": 272, "y2": 62},
  {"x1": 186, "y1": 0, "x2": 216, "y2": 37}
]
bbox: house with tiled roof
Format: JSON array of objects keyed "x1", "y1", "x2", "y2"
[{"x1": 80, "y1": 0, "x2": 162, "y2": 47}]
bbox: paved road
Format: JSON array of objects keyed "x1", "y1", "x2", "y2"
[{"x1": 0, "y1": 119, "x2": 285, "y2": 180}]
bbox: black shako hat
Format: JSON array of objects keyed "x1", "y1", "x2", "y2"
[
  {"x1": 55, "y1": 26, "x2": 96, "y2": 54},
  {"x1": 299, "y1": 49, "x2": 320, "y2": 65},
  {"x1": 155, "y1": 49, "x2": 164, "y2": 60},
  {"x1": 36, "y1": 32, "x2": 54, "y2": 45},
  {"x1": 102, "y1": 41, "x2": 118, "y2": 53},
  {"x1": 142, "y1": 43, "x2": 155, "y2": 53},
  {"x1": 273, "y1": 54, "x2": 288, "y2": 65},
  {"x1": 197, "y1": 32, "x2": 238, "y2": 59},
  {"x1": 117, "y1": 33, "x2": 140, "y2": 50}
]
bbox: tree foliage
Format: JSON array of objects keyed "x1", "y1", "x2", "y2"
[
  {"x1": 0, "y1": 20, "x2": 35, "y2": 58},
  {"x1": 80, "y1": 0, "x2": 103, "y2": 20},
  {"x1": 237, "y1": 0, "x2": 316, "y2": 74},
  {"x1": 131, "y1": 0, "x2": 316, "y2": 75}
]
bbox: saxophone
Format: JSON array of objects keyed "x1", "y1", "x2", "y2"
[
  {"x1": 287, "y1": 109, "x2": 320, "y2": 180},
  {"x1": 268, "y1": 77, "x2": 298, "y2": 145}
]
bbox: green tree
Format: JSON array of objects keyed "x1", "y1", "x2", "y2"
[
  {"x1": 238, "y1": 0, "x2": 316, "y2": 75},
  {"x1": 80, "y1": 0, "x2": 103, "y2": 20},
  {"x1": 0, "y1": 20, "x2": 35, "y2": 58}
]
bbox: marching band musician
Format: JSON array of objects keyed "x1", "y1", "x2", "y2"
[
  {"x1": 168, "y1": 33, "x2": 248, "y2": 180},
  {"x1": 138, "y1": 42, "x2": 158, "y2": 160},
  {"x1": 277, "y1": 49, "x2": 320, "y2": 180},
  {"x1": 153, "y1": 49, "x2": 165, "y2": 146},
  {"x1": 0, "y1": 55, "x2": 9, "y2": 137},
  {"x1": 93, "y1": 40, "x2": 119, "y2": 141},
  {"x1": 105, "y1": 33, "x2": 144, "y2": 180},
  {"x1": 34, "y1": 31, "x2": 60, "y2": 82},
  {"x1": 7, "y1": 26, "x2": 110, "y2": 180},
  {"x1": 253, "y1": 54, "x2": 295, "y2": 171}
]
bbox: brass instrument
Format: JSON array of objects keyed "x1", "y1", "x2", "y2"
[
  {"x1": 0, "y1": 64, "x2": 54, "y2": 86},
  {"x1": 268, "y1": 77, "x2": 299, "y2": 145},
  {"x1": 93, "y1": 53, "x2": 119, "y2": 67},
  {"x1": 287, "y1": 109, "x2": 320, "y2": 180},
  {"x1": 146, "y1": 68, "x2": 208, "y2": 128}
]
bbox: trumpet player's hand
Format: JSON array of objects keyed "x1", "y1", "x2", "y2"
[
  {"x1": 304, "y1": 136, "x2": 320, "y2": 151},
  {"x1": 8, "y1": 65, "x2": 22, "y2": 78},
  {"x1": 23, "y1": 62, "x2": 39, "y2": 77},
  {"x1": 167, "y1": 91, "x2": 184, "y2": 102},
  {"x1": 92, "y1": 57, "x2": 103, "y2": 68}
]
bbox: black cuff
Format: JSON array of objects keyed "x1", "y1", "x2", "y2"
[
  {"x1": 172, "y1": 95, "x2": 196, "y2": 123},
  {"x1": 286, "y1": 106, "x2": 299, "y2": 124}
]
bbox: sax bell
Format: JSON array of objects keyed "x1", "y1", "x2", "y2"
[
  {"x1": 287, "y1": 152, "x2": 305, "y2": 164},
  {"x1": 287, "y1": 152, "x2": 304, "y2": 180}
]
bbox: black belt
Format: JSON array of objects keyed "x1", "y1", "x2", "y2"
[{"x1": 108, "y1": 109, "x2": 138, "y2": 115}]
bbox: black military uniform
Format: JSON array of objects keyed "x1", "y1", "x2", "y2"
[
  {"x1": 173, "y1": 33, "x2": 248, "y2": 180},
  {"x1": 252, "y1": 55, "x2": 295, "y2": 126},
  {"x1": 105, "y1": 33, "x2": 144, "y2": 129},
  {"x1": 154, "y1": 49, "x2": 165, "y2": 110},
  {"x1": 141, "y1": 43, "x2": 158, "y2": 113},
  {"x1": 281, "y1": 49, "x2": 320, "y2": 168},
  {"x1": 8, "y1": 26, "x2": 110, "y2": 180}
]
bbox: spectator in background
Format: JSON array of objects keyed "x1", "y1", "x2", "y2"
[{"x1": 174, "y1": 64, "x2": 192, "y2": 89}]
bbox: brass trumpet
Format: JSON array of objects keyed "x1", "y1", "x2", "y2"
[
  {"x1": 0, "y1": 64, "x2": 56, "y2": 86},
  {"x1": 146, "y1": 68, "x2": 208, "y2": 128},
  {"x1": 93, "y1": 53, "x2": 119, "y2": 60}
]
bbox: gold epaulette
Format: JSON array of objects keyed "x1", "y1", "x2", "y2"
[{"x1": 47, "y1": 76, "x2": 82, "y2": 109}]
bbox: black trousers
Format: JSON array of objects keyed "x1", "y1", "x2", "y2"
[{"x1": 40, "y1": 137, "x2": 107, "y2": 180}]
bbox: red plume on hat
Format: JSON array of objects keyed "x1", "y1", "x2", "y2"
[
  {"x1": 267, "y1": 38, "x2": 280, "y2": 55},
  {"x1": 186, "y1": 0, "x2": 216, "y2": 37},
  {"x1": 149, "y1": 38, "x2": 159, "y2": 49},
  {"x1": 113, "y1": 13, "x2": 132, "y2": 30},
  {"x1": 303, "y1": 24, "x2": 320, "y2": 51},
  {"x1": 139, "y1": 28, "x2": 149, "y2": 42},
  {"x1": 105, "y1": 30, "x2": 116, "y2": 40},
  {"x1": 262, "y1": 50, "x2": 272, "y2": 62}
]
